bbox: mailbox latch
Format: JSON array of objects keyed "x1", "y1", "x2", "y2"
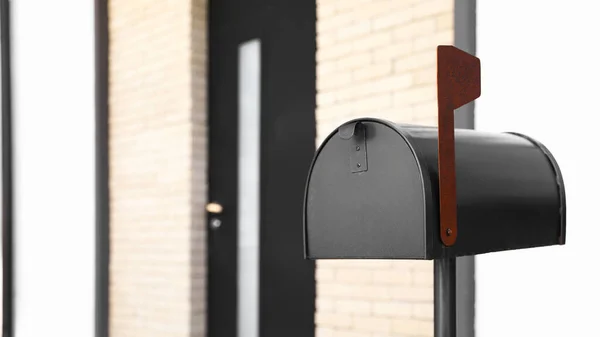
[{"x1": 339, "y1": 121, "x2": 368, "y2": 173}]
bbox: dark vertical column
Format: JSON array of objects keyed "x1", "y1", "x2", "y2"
[
  {"x1": 1, "y1": 0, "x2": 13, "y2": 335},
  {"x1": 454, "y1": 1, "x2": 477, "y2": 337},
  {"x1": 258, "y1": 3, "x2": 316, "y2": 337},
  {"x1": 454, "y1": 0, "x2": 476, "y2": 129},
  {"x1": 94, "y1": 0, "x2": 110, "y2": 336},
  {"x1": 435, "y1": 258, "x2": 457, "y2": 337}
]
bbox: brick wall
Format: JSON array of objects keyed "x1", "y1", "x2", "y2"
[
  {"x1": 108, "y1": 1, "x2": 206, "y2": 336},
  {"x1": 107, "y1": 0, "x2": 450, "y2": 335},
  {"x1": 315, "y1": 1, "x2": 453, "y2": 337}
]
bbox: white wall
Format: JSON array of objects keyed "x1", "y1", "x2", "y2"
[
  {"x1": 476, "y1": 2, "x2": 600, "y2": 336},
  {"x1": 12, "y1": 1, "x2": 96, "y2": 336}
]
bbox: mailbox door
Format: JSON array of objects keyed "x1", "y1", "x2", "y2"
[{"x1": 304, "y1": 120, "x2": 434, "y2": 260}]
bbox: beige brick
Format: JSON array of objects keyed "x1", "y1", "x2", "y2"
[
  {"x1": 336, "y1": 268, "x2": 373, "y2": 284},
  {"x1": 369, "y1": 74, "x2": 414, "y2": 94},
  {"x1": 337, "y1": 52, "x2": 372, "y2": 70},
  {"x1": 413, "y1": 0, "x2": 453, "y2": 19},
  {"x1": 392, "y1": 318, "x2": 433, "y2": 336},
  {"x1": 336, "y1": 20, "x2": 371, "y2": 41},
  {"x1": 378, "y1": 108, "x2": 414, "y2": 124},
  {"x1": 393, "y1": 86, "x2": 436, "y2": 107},
  {"x1": 317, "y1": 104, "x2": 353, "y2": 120},
  {"x1": 400, "y1": 260, "x2": 433, "y2": 271},
  {"x1": 390, "y1": 286, "x2": 434, "y2": 302},
  {"x1": 317, "y1": 298, "x2": 336, "y2": 312},
  {"x1": 358, "y1": 1, "x2": 402, "y2": 19},
  {"x1": 373, "y1": 40, "x2": 414, "y2": 62},
  {"x1": 353, "y1": 93, "x2": 393, "y2": 113},
  {"x1": 332, "y1": 75, "x2": 410, "y2": 102},
  {"x1": 318, "y1": 60, "x2": 338, "y2": 77},
  {"x1": 413, "y1": 116, "x2": 438, "y2": 127},
  {"x1": 412, "y1": 271, "x2": 434, "y2": 287},
  {"x1": 318, "y1": 32, "x2": 337, "y2": 49},
  {"x1": 353, "y1": 62, "x2": 392, "y2": 81},
  {"x1": 335, "y1": 0, "x2": 371, "y2": 12},
  {"x1": 413, "y1": 30, "x2": 453, "y2": 52},
  {"x1": 372, "y1": 10, "x2": 413, "y2": 32},
  {"x1": 317, "y1": 72, "x2": 353, "y2": 91},
  {"x1": 412, "y1": 101, "x2": 438, "y2": 120},
  {"x1": 109, "y1": 0, "x2": 207, "y2": 336},
  {"x1": 319, "y1": 260, "x2": 353, "y2": 268},
  {"x1": 394, "y1": 50, "x2": 436, "y2": 73},
  {"x1": 372, "y1": 269, "x2": 411, "y2": 285},
  {"x1": 318, "y1": 91, "x2": 338, "y2": 107},
  {"x1": 317, "y1": 282, "x2": 344, "y2": 297},
  {"x1": 436, "y1": 12, "x2": 453, "y2": 31},
  {"x1": 356, "y1": 285, "x2": 392, "y2": 300},
  {"x1": 333, "y1": 260, "x2": 392, "y2": 269},
  {"x1": 317, "y1": 327, "x2": 336, "y2": 337},
  {"x1": 413, "y1": 67, "x2": 436, "y2": 85},
  {"x1": 336, "y1": 299, "x2": 371, "y2": 314},
  {"x1": 353, "y1": 316, "x2": 392, "y2": 333},
  {"x1": 331, "y1": 99, "x2": 362, "y2": 116},
  {"x1": 318, "y1": 11, "x2": 355, "y2": 34},
  {"x1": 332, "y1": 330, "x2": 366, "y2": 337},
  {"x1": 372, "y1": 301, "x2": 412, "y2": 317},
  {"x1": 319, "y1": 3, "x2": 337, "y2": 20},
  {"x1": 319, "y1": 283, "x2": 391, "y2": 300},
  {"x1": 332, "y1": 84, "x2": 362, "y2": 102},
  {"x1": 325, "y1": 99, "x2": 359, "y2": 117},
  {"x1": 412, "y1": 303, "x2": 434, "y2": 320},
  {"x1": 393, "y1": 19, "x2": 437, "y2": 42},
  {"x1": 316, "y1": 312, "x2": 353, "y2": 328},
  {"x1": 317, "y1": 40, "x2": 354, "y2": 61},
  {"x1": 352, "y1": 31, "x2": 393, "y2": 52}
]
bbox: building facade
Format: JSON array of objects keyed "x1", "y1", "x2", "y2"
[
  {"x1": 108, "y1": 1, "x2": 464, "y2": 336},
  {"x1": 1, "y1": 1, "x2": 480, "y2": 337}
]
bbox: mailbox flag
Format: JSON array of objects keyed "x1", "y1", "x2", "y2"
[
  {"x1": 437, "y1": 45, "x2": 481, "y2": 110},
  {"x1": 437, "y1": 45, "x2": 481, "y2": 247}
]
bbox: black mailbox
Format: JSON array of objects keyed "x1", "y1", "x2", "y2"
[
  {"x1": 303, "y1": 118, "x2": 565, "y2": 259},
  {"x1": 303, "y1": 46, "x2": 566, "y2": 261},
  {"x1": 303, "y1": 45, "x2": 566, "y2": 337}
]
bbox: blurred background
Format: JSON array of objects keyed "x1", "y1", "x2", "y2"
[{"x1": 0, "y1": 0, "x2": 596, "y2": 337}]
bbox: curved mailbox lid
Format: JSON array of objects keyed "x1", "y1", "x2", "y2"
[{"x1": 303, "y1": 118, "x2": 435, "y2": 260}]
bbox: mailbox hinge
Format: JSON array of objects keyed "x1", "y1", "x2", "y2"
[{"x1": 339, "y1": 121, "x2": 368, "y2": 173}]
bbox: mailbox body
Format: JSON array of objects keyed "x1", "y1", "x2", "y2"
[{"x1": 304, "y1": 118, "x2": 566, "y2": 260}]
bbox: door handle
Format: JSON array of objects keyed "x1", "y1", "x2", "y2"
[
  {"x1": 206, "y1": 202, "x2": 223, "y2": 229},
  {"x1": 206, "y1": 202, "x2": 223, "y2": 214}
]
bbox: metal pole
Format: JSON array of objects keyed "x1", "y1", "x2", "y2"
[{"x1": 434, "y1": 257, "x2": 457, "y2": 337}]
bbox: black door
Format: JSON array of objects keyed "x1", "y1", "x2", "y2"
[{"x1": 207, "y1": 1, "x2": 316, "y2": 337}]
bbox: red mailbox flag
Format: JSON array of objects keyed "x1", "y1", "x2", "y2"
[{"x1": 437, "y1": 45, "x2": 481, "y2": 247}]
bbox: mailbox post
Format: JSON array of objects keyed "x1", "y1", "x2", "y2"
[
  {"x1": 435, "y1": 257, "x2": 456, "y2": 337},
  {"x1": 303, "y1": 46, "x2": 566, "y2": 337}
]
